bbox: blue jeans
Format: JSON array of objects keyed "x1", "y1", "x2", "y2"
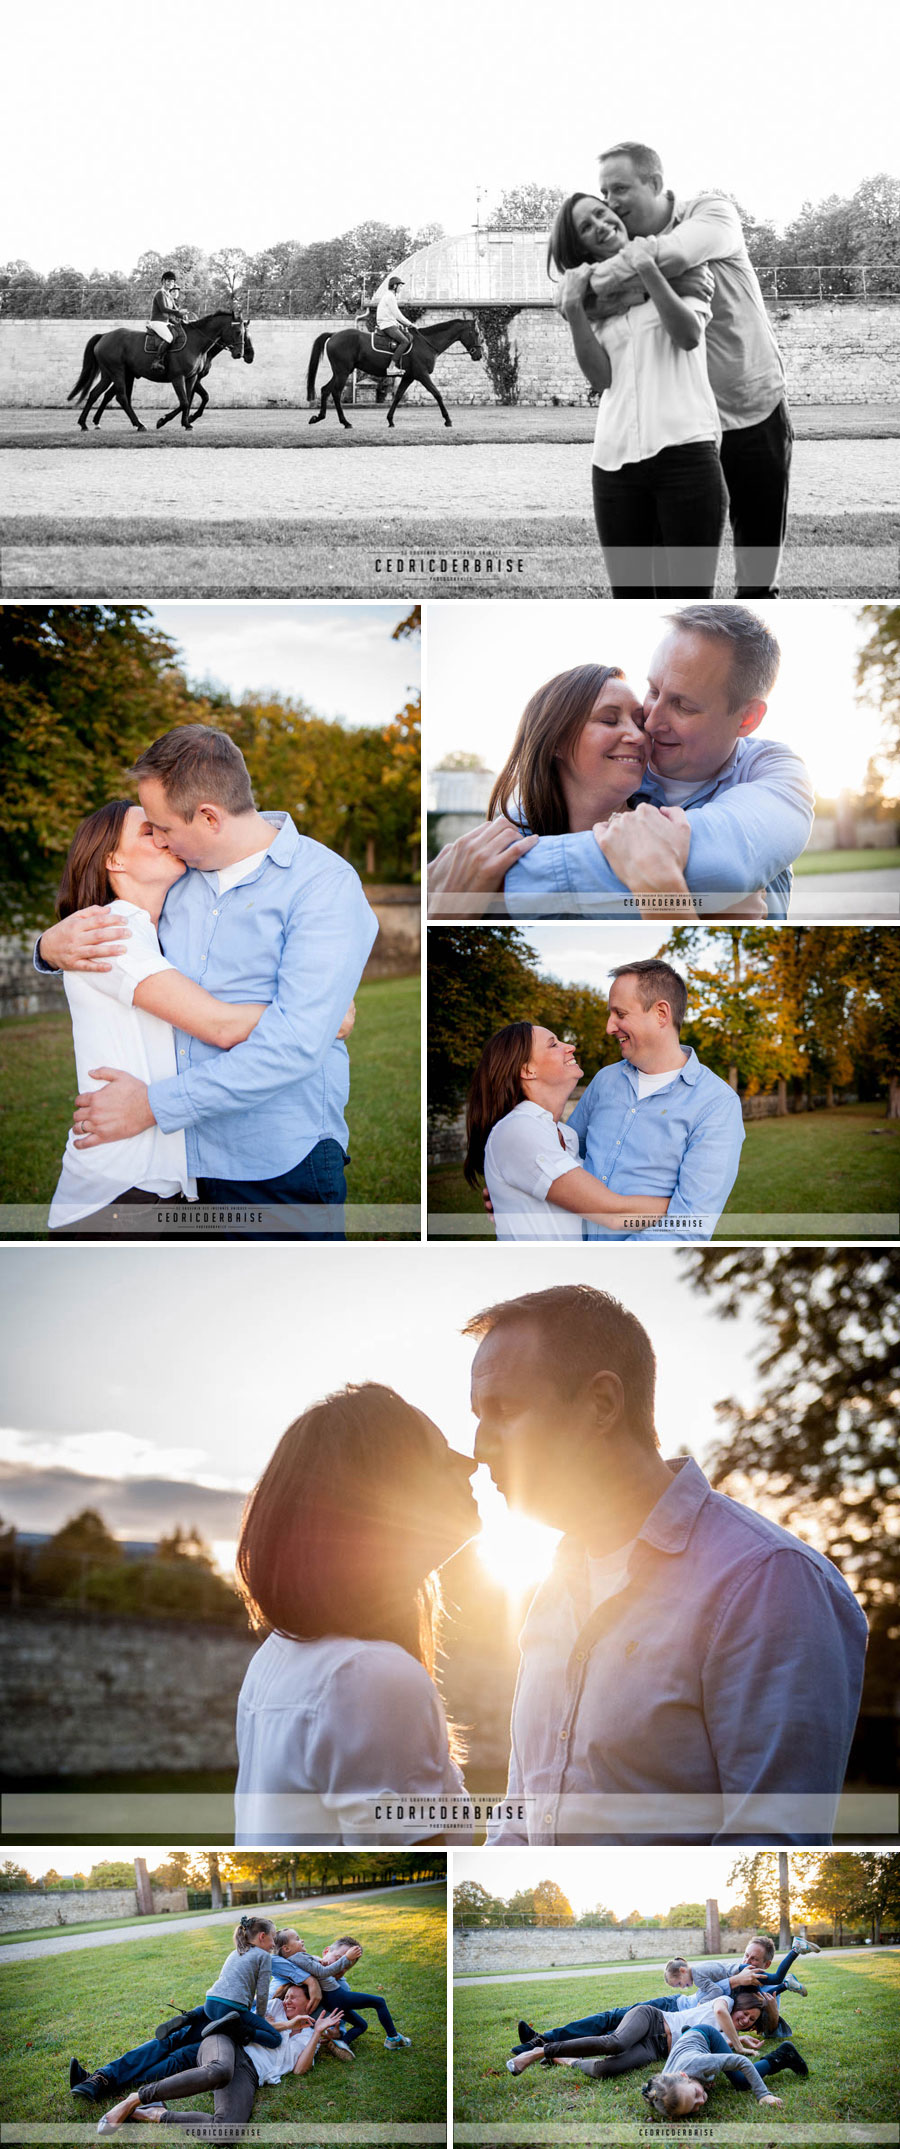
[
  {"x1": 198, "y1": 1139, "x2": 348, "y2": 1240},
  {"x1": 204, "y1": 1996, "x2": 282, "y2": 2048},
  {"x1": 95, "y1": 2026, "x2": 205, "y2": 2094},
  {"x1": 333, "y1": 1984, "x2": 398, "y2": 2041}
]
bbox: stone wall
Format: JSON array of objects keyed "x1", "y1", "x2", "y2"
[
  {"x1": 1, "y1": 1611, "x2": 258, "y2": 1774},
  {"x1": 3, "y1": 305, "x2": 899, "y2": 408},
  {"x1": 0, "y1": 1885, "x2": 187, "y2": 1932},
  {"x1": 454, "y1": 1926, "x2": 756, "y2": 1975}
]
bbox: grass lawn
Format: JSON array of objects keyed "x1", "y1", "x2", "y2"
[
  {"x1": 795, "y1": 848, "x2": 899, "y2": 875},
  {"x1": 0, "y1": 973, "x2": 420, "y2": 1237},
  {"x1": 429, "y1": 1105, "x2": 900, "y2": 1239},
  {"x1": 454, "y1": 1953, "x2": 900, "y2": 2131},
  {"x1": 0, "y1": 1884, "x2": 446, "y2": 2128}
]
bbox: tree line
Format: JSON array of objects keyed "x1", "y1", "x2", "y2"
[
  {"x1": 3, "y1": 174, "x2": 898, "y2": 318},
  {"x1": 0, "y1": 604, "x2": 420, "y2": 927},
  {"x1": 454, "y1": 1853, "x2": 900, "y2": 1946},
  {"x1": 0, "y1": 1508, "x2": 246, "y2": 1627},
  {"x1": 1, "y1": 1848, "x2": 443, "y2": 1896},
  {"x1": 427, "y1": 926, "x2": 900, "y2": 1123}
]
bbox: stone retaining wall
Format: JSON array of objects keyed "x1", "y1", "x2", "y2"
[
  {"x1": 3, "y1": 306, "x2": 899, "y2": 407},
  {"x1": 454, "y1": 1926, "x2": 757, "y2": 1973},
  {"x1": 0, "y1": 1611, "x2": 258, "y2": 1774},
  {"x1": 0, "y1": 1885, "x2": 187, "y2": 1932}
]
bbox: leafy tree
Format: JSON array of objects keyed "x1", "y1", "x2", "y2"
[
  {"x1": 490, "y1": 183, "x2": 566, "y2": 229},
  {"x1": 453, "y1": 1880, "x2": 503, "y2": 1922},
  {"x1": 531, "y1": 1878, "x2": 574, "y2": 1924},
  {"x1": 30, "y1": 1510, "x2": 122, "y2": 1602},
  {"x1": 435, "y1": 752, "x2": 491, "y2": 772},
  {"x1": 150, "y1": 1854, "x2": 191, "y2": 1890},
  {"x1": 796, "y1": 1853, "x2": 869, "y2": 1944},
  {"x1": 87, "y1": 1861, "x2": 137, "y2": 1889},
  {"x1": 848, "y1": 1852, "x2": 900, "y2": 1943},
  {"x1": 208, "y1": 247, "x2": 250, "y2": 306},
  {"x1": 667, "y1": 1901, "x2": 707, "y2": 1927},
  {"x1": 856, "y1": 605, "x2": 900, "y2": 773},
  {"x1": 0, "y1": 1861, "x2": 34, "y2": 1891},
  {"x1": 427, "y1": 926, "x2": 617, "y2": 1121}
]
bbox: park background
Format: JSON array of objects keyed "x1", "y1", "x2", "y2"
[
  {"x1": 0, "y1": 1244, "x2": 896, "y2": 1835},
  {"x1": 427, "y1": 600, "x2": 900, "y2": 918},
  {"x1": 0, "y1": 1848, "x2": 447, "y2": 2130},
  {"x1": 0, "y1": 601, "x2": 421, "y2": 1234},
  {"x1": 452, "y1": 1849, "x2": 900, "y2": 2133},
  {"x1": 427, "y1": 923, "x2": 900, "y2": 1237}
]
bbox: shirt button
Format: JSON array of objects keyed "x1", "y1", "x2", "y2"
[
  {"x1": 179, "y1": 1049, "x2": 185, "y2": 1057},
  {"x1": 559, "y1": 1729, "x2": 568, "y2": 1740},
  {"x1": 544, "y1": 1813, "x2": 553, "y2": 1826},
  {"x1": 212, "y1": 908, "x2": 219, "y2": 916}
]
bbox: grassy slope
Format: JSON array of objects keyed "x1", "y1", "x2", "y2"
[
  {"x1": 454, "y1": 1953, "x2": 900, "y2": 2129},
  {"x1": 794, "y1": 848, "x2": 899, "y2": 875},
  {"x1": 0, "y1": 1885, "x2": 446, "y2": 2126},
  {"x1": 429, "y1": 1104, "x2": 900, "y2": 1235},
  {"x1": 0, "y1": 974, "x2": 420, "y2": 1225}
]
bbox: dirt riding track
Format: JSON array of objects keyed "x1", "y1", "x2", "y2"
[{"x1": 2, "y1": 405, "x2": 898, "y2": 598}]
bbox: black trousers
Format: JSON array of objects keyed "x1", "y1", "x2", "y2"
[
  {"x1": 592, "y1": 442, "x2": 727, "y2": 597},
  {"x1": 153, "y1": 2041, "x2": 259, "y2": 2139},
  {"x1": 719, "y1": 396, "x2": 794, "y2": 596}
]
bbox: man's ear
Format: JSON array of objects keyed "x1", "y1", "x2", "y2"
[
  {"x1": 588, "y1": 1369, "x2": 625, "y2": 1434},
  {"x1": 736, "y1": 699, "x2": 766, "y2": 738}
]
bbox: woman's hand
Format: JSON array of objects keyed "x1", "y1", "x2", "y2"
[
  {"x1": 556, "y1": 265, "x2": 594, "y2": 320},
  {"x1": 336, "y1": 1000, "x2": 356, "y2": 1041},
  {"x1": 593, "y1": 803, "x2": 692, "y2": 908},
  {"x1": 619, "y1": 235, "x2": 659, "y2": 279},
  {"x1": 428, "y1": 819, "x2": 537, "y2": 917}
]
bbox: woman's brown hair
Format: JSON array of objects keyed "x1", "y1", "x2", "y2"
[
  {"x1": 547, "y1": 192, "x2": 601, "y2": 277},
  {"x1": 56, "y1": 799, "x2": 133, "y2": 918},
  {"x1": 236, "y1": 1382, "x2": 448, "y2": 1683},
  {"x1": 463, "y1": 1022, "x2": 534, "y2": 1187},
  {"x1": 488, "y1": 665, "x2": 625, "y2": 836}
]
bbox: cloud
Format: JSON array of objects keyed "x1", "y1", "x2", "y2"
[{"x1": 0, "y1": 1460, "x2": 245, "y2": 1543}]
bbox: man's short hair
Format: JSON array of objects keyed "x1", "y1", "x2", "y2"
[
  {"x1": 609, "y1": 959, "x2": 688, "y2": 1033},
  {"x1": 131, "y1": 725, "x2": 255, "y2": 819},
  {"x1": 665, "y1": 603, "x2": 781, "y2": 712},
  {"x1": 749, "y1": 1934, "x2": 776, "y2": 1963},
  {"x1": 463, "y1": 1284, "x2": 658, "y2": 1449},
  {"x1": 599, "y1": 140, "x2": 664, "y2": 187}
]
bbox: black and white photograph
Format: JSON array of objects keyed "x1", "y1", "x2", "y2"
[{"x1": 1, "y1": 0, "x2": 898, "y2": 598}]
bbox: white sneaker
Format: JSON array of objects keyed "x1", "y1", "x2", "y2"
[
  {"x1": 329, "y1": 2039, "x2": 355, "y2": 2061},
  {"x1": 384, "y1": 2033, "x2": 411, "y2": 2048},
  {"x1": 792, "y1": 1937, "x2": 821, "y2": 1955}
]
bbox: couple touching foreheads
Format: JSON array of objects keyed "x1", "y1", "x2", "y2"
[{"x1": 233, "y1": 1284, "x2": 867, "y2": 1848}]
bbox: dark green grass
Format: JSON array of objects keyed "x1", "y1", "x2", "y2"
[
  {"x1": 0, "y1": 1884, "x2": 446, "y2": 2127},
  {"x1": 794, "y1": 847, "x2": 900, "y2": 875},
  {"x1": 0, "y1": 974, "x2": 420, "y2": 1235},
  {"x1": 454, "y1": 1953, "x2": 900, "y2": 2129},
  {"x1": 429, "y1": 1104, "x2": 900, "y2": 1238}
]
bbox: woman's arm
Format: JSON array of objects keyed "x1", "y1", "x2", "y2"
[
  {"x1": 625, "y1": 237, "x2": 704, "y2": 349},
  {"x1": 428, "y1": 819, "x2": 538, "y2": 917},
  {"x1": 133, "y1": 970, "x2": 267, "y2": 1048},
  {"x1": 546, "y1": 1166, "x2": 669, "y2": 1225},
  {"x1": 293, "y1": 2010, "x2": 343, "y2": 2075},
  {"x1": 558, "y1": 268, "x2": 613, "y2": 394}
]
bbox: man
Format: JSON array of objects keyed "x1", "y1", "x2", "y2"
[
  {"x1": 375, "y1": 276, "x2": 415, "y2": 369},
  {"x1": 466, "y1": 1284, "x2": 868, "y2": 1844},
  {"x1": 594, "y1": 142, "x2": 792, "y2": 597},
  {"x1": 509, "y1": 1976, "x2": 777, "y2": 2068},
  {"x1": 35, "y1": 725, "x2": 377, "y2": 1236},
  {"x1": 502, "y1": 604, "x2": 814, "y2": 918},
  {"x1": 567, "y1": 958, "x2": 744, "y2": 1241},
  {"x1": 148, "y1": 269, "x2": 188, "y2": 377},
  {"x1": 667, "y1": 1931, "x2": 821, "y2": 2002}
]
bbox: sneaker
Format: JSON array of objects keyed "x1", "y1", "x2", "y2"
[
  {"x1": 70, "y1": 2060, "x2": 88, "y2": 2090},
  {"x1": 328, "y1": 2039, "x2": 355, "y2": 2061},
  {"x1": 792, "y1": 1937, "x2": 821, "y2": 1955},
  {"x1": 384, "y1": 2033, "x2": 411, "y2": 2049},
  {"x1": 768, "y1": 2041, "x2": 809, "y2": 2078},
  {"x1": 782, "y1": 1975, "x2": 807, "y2": 1995}
]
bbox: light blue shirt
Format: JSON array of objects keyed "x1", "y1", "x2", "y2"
[
  {"x1": 503, "y1": 736, "x2": 815, "y2": 918},
  {"x1": 566, "y1": 1049, "x2": 744, "y2": 1241},
  {"x1": 488, "y1": 1455, "x2": 868, "y2": 1845},
  {"x1": 146, "y1": 813, "x2": 377, "y2": 1179}
]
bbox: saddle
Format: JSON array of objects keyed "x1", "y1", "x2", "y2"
[
  {"x1": 370, "y1": 328, "x2": 413, "y2": 357},
  {"x1": 143, "y1": 322, "x2": 188, "y2": 358}
]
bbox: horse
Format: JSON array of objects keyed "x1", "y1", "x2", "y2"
[
  {"x1": 88, "y1": 326, "x2": 256, "y2": 431},
  {"x1": 306, "y1": 317, "x2": 482, "y2": 429},
  {"x1": 67, "y1": 312, "x2": 248, "y2": 432}
]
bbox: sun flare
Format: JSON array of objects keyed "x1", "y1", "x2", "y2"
[{"x1": 473, "y1": 1469, "x2": 560, "y2": 1597}]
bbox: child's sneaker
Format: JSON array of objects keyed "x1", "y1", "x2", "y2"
[{"x1": 385, "y1": 2033, "x2": 412, "y2": 2049}]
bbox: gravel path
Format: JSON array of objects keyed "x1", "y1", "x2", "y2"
[
  {"x1": 0, "y1": 1880, "x2": 431, "y2": 1966},
  {"x1": 454, "y1": 1943, "x2": 896, "y2": 1987}
]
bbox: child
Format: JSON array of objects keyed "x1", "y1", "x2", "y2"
[
  {"x1": 203, "y1": 1915, "x2": 281, "y2": 2048},
  {"x1": 321, "y1": 1936, "x2": 412, "y2": 2051}
]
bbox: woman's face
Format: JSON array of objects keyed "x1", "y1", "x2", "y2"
[
  {"x1": 402, "y1": 1411, "x2": 480, "y2": 1568},
  {"x1": 107, "y1": 805, "x2": 186, "y2": 898},
  {"x1": 560, "y1": 679, "x2": 649, "y2": 802},
  {"x1": 522, "y1": 1026, "x2": 582, "y2": 1093},
  {"x1": 572, "y1": 196, "x2": 627, "y2": 261}
]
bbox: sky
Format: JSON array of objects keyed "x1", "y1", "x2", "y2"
[
  {"x1": 4, "y1": 0, "x2": 897, "y2": 272},
  {"x1": 453, "y1": 1847, "x2": 763, "y2": 1919},
  {"x1": 425, "y1": 599, "x2": 892, "y2": 802},
  {"x1": 147, "y1": 603, "x2": 417, "y2": 727},
  {"x1": 0, "y1": 1243, "x2": 762, "y2": 1586}
]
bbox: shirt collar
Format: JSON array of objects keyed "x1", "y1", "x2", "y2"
[
  {"x1": 613, "y1": 1046, "x2": 699, "y2": 1091},
  {"x1": 557, "y1": 1454, "x2": 714, "y2": 1574},
  {"x1": 642, "y1": 739, "x2": 742, "y2": 806},
  {"x1": 259, "y1": 811, "x2": 298, "y2": 868}
]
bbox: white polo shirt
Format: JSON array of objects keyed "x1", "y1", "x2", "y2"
[
  {"x1": 484, "y1": 1100, "x2": 584, "y2": 1240},
  {"x1": 590, "y1": 297, "x2": 720, "y2": 471},
  {"x1": 48, "y1": 900, "x2": 196, "y2": 1227}
]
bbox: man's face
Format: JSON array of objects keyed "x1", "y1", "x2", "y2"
[
  {"x1": 599, "y1": 154, "x2": 663, "y2": 236},
  {"x1": 470, "y1": 1321, "x2": 595, "y2": 1526},
  {"x1": 137, "y1": 775, "x2": 219, "y2": 869},
  {"x1": 744, "y1": 1942, "x2": 769, "y2": 1973},
  {"x1": 643, "y1": 630, "x2": 765, "y2": 785},
  {"x1": 606, "y1": 975, "x2": 668, "y2": 1066}
]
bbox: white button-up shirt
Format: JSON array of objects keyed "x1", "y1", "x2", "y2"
[
  {"x1": 590, "y1": 297, "x2": 720, "y2": 471},
  {"x1": 484, "y1": 1100, "x2": 584, "y2": 1240}
]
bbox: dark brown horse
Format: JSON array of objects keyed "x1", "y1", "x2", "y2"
[
  {"x1": 68, "y1": 312, "x2": 248, "y2": 432},
  {"x1": 87, "y1": 326, "x2": 256, "y2": 431},
  {"x1": 306, "y1": 317, "x2": 482, "y2": 429}
]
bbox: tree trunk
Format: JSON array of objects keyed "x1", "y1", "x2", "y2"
[
  {"x1": 209, "y1": 1853, "x2": 223, "y2": 1910},
  {"x1": 776, "y1": 1078, "x2": 788, "y2": 1116},
  {"x1": 888, "y1": 1076, "x2": 900, "y2": 1119},
  {"x1": 826, "y1": 1080, "x2": 835, "y2": 1109},
  {"x1": 777, "y1": 1854, "x2": 791, "y2": 1949},
  {"x1": 705, "y1": 1897, "x2": 721, "y2": 1954},
  {"x1": 366, "y1": 837, "x2": 376, "y2": 876},
  {"x1": 728, "y1": 1065, "x2": 739, "y2": 1090}
]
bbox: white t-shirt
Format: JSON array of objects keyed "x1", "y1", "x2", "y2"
[
  {"x1": 246, "y1": 2002, "x2": 315, "y2": 2085},
  {"x1": 636, "y1": 1066, "x2": 683, "y2": 1100},
  {"x1": 202, "y1": 847, "x2": 271, "y2": 897},
  {"x1": 235, "y1": 1630, "x2": 468, "y2": 1845},
  {"x1": 484, "y1": 1101, "x2": 584, "y2": 1240},
  {"x1": 670, "y1": 1996, "x2": 733, "y2": 2036},
  {"x1": 586, "y1": 1536, "x2": 637, "y2": 1610},
  {"x1": 48, "y1": 901, "x2": 196, "y2": 1227},
  {"x1": 589, "y1": 296, "x2": 720, "y2": 471}
]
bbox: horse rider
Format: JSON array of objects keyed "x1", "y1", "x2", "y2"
[
  {"x1": 375, "y1": 277, "x2": 416, "y2": 368},
  {"x1": 147, "y1": 270, "x2": 189, "y2": 375}
]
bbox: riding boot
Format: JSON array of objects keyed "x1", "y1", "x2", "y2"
[{"x1": 151, "y1": 342, "x2": 168, "y2": 378}]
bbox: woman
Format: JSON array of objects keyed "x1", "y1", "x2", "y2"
[
  {"x1": 48, "y1": 800, "x2": 353, "y2": 1234},
  {"x1": 99, "y1": 1981, "x2": 343, "y2": 2131},
  {"x1": 549, "y1": 193, "x2": 726, "y2": 597},
  {"x1": 464, "y1": 1022, "x2": 671, "y2": 1240},
  {"x1": 428, "y1": 663, "x2": 693, "y2": 919},
  {"x1": 234, "y1": 1382, "x2": 478, "y2": 1844}
]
